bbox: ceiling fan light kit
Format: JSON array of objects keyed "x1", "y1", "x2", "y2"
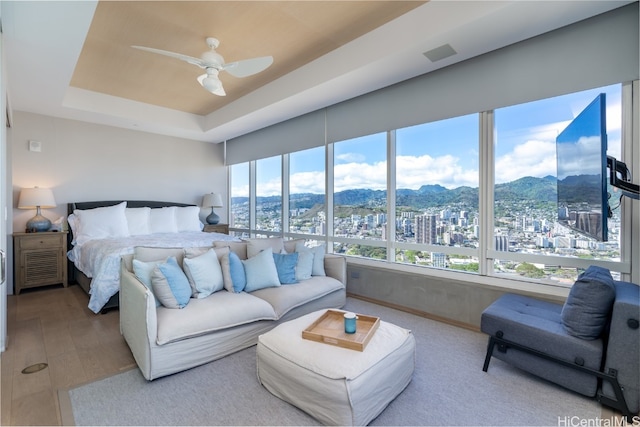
[{"x1": 132, "y1": 37, "x2": 273, "y2": 96}]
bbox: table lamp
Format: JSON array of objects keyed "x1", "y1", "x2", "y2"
[
  {"x1": 18, "y1": 187, "x2": 56, "y2": 232},
  {"x1": 202, "y1": 193, "x2": 223, "y2": 225}
]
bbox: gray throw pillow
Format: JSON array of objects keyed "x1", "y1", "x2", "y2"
[{"x1": 561, "y1": 266, "x2": 616, "y2": 340}]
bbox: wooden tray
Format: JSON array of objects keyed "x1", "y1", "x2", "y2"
[{"x1": 302, "y1": 310, "x2": 380, "y2": 351}]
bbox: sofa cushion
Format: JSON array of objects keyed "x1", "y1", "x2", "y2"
[
  {"x1": 245, "y1": 237, "x2": 284, "y2": 258},
  {"x1": 242, "y1": 247, "x2": 281, "y2": 292},
  {"x1": 213, "y1": 241, "x2": 248, "y2": 260},
  {"x1": 273, "y1": 252, "x2": 299, "y2": 284},
  {"x1": 250, "y1": 276, "x2": 345, "y2": 318},
  {"x1": 561, "y1": 266, "x2": 616, "y2": 340},
  {"x1": 184, "y1": 246, "x2": 218, "y2": 258},
  {"x1": 156, "y1": 291, "x2": 277, "y2": 345},
  {"x1": 183, "y1": 248, "x2": 225, "y2": 298},
  {"x1": 151, "y1": 256, "x2": 192, "y2": 309},
  {"x1": 283, "y1": 238, "x2": 305, "y2": 254},
  {"x1": 134, "y1": 246, "x2": 186, "y2": 266},
  {"x1": 481, "y1": 293, "x2": 604, "y2": 396}
]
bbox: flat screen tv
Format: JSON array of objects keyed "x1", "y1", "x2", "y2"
[{"x1": 556, "y1": 93, "x2": 608, "y2": 242}]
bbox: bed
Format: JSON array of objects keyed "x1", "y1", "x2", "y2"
[{"x1": 67, "y1": 200, "x2": 238, "y2": 314}]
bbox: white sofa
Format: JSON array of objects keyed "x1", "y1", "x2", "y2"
[{"x1": 119, "y1": 239, "x2": 347, "y2": 380}]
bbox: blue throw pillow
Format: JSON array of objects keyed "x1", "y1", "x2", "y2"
[
  {"x1": 151, "y1": 256, "x2": 192, "y2": 309},
  {"x1": 272, "y1": 252, "x2": 299, "y2": 284},
  {"x1": 228, "y1": 251, "x2": 247, "y2": 293},
  {"x1": 561, "y1": 265, "x2": 616, "y2": 339}
]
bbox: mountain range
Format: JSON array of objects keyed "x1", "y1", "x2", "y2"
[{"x1": 233, "y1": 175, "x2": 560, "y2": 211}]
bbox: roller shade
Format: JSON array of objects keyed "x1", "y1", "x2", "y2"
[
  {"x1": 226, "y1": 3, "x2": 638, "y2": 162},
  {"x1": 225, "y1": 109, "x2": 325, "y2": 165},
  {"x1": 327, "y1": 3, "x2": 639, "y2": 142}
]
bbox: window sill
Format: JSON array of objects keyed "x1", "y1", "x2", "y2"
[{"x1": 344, "y1": 256, "x2": 570, "y2": 301}]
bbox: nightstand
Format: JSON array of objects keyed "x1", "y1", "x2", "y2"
[
  {"x1": 13, "y1": 231, "x2": 68, "y2": 294},
  {"x1": 203, "y1": 223, "x2": 229, "y2": 235}
]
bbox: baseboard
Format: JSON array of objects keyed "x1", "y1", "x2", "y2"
[{"x1": 346, "y1": 292, "x2": 480, "y2": 333}]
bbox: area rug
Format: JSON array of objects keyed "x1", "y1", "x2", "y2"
[{"x1": 63, "y1": 297, "x2": 601, "y2": 426}]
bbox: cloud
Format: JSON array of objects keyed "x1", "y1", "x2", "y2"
[
  {"x1": 256, "y1": 178, "x2": 282, "y2": 197},
  {"x1": 495, "y1": 139, "x2": 556, "y2": 183},
  {"x1": 334, "y1": 161, "x2": 387, "y2": 192},
  {"x1": 231, "y1": 184, "x2": 249, "y2": 198},
  {"x1": 290, "y1": 171, "x2": 325, "y2": 194},
  {"x1": 336, "y1": 152, "x2": 366, "y2": 163},
  {"x1": 396, "y1": 154, "x2": 477, "y2": 189}
]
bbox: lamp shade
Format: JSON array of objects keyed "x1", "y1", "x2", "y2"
[
  {"x1": 18, "y1": 187, "x2": 56, "y2": 209},
  {"x1": 202, "y1": 193, "x2": 223, "y2": 208}
]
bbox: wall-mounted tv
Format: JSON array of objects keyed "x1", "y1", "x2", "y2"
[{"x1": 556, "y1": 93, "x2": 608, "y2": 242}]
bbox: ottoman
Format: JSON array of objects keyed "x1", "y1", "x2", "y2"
[{"x1": 257, "y1": 309, "x2": 415, "y2": 426}]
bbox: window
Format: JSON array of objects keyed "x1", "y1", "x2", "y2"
[
  {"x1": 256, "y1": 156, "x2": 282, "y2": 234},
  {"x1": 395, "y1": 114, "x2": 479, "y2": 271},
  {"x1": 333, "y1": 133, "x2": 387, "y2": 258},
  {"x1": 289, "y1": 146, "x2": 326, "y2": 236},
  {"x1": 493, "y1": 84, "x2": 622, "y2": 283},
  {"x1": 229, "y1": 83, "x2": 631, "y2": 286},
  {"x1": 230, "y1": 162, "x2": 249, "y2": 234}
]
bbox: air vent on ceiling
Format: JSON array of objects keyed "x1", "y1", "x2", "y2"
[{"x1": 423, "y1": 44, "x2": 457, "y2": 63}]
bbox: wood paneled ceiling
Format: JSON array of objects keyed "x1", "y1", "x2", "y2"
[{"x1": 71, "y1": 1, "x2": 425, "y2": 116}]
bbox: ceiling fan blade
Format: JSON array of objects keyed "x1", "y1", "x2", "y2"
[
  {"x1": 131, "y1": 45, "x2": 206, "y2": 68},
  {"x1": 197, "y1": 73, "x2": 226, "y2": 96},
  {"x1": 223, "y1": 56, "x2": 273, "y2": 78}
]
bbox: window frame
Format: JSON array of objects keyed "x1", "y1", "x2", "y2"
[{"x1": 228, "y1": 81, "x2": 635, "y2": 286}]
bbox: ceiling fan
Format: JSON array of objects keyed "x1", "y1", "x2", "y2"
[{"x1": 131, "y1": 37, "x2": 273, "y2": 96}]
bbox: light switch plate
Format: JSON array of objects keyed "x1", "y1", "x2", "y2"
[{"x1": 28, "y1": 140, "x2": 41, "y2": 152}]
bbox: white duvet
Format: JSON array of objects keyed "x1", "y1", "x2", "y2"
[{"x1": 67, "y1": 231, "x2": 238, "y2": 313}]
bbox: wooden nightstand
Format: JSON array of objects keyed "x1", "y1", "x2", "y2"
[
  {"x1": 203, "y1": 223, "x2": 229, "y2": 235},
  {"x1": 13, "y1": 231, "x2": 68, "y2": 294}
]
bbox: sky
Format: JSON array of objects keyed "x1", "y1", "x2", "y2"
[{"x1": 232, "y1": 84, "x2": 622, "y2": 197}]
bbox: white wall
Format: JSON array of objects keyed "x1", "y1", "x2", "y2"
[{"x1": 10, "y1": 111, "x2": 227, "y2": 233}]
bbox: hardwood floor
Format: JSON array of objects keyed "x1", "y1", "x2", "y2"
[{"x1": 1, "y1": 285, "x2": 135, "y2": 426}]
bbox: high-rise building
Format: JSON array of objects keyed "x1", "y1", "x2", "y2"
[
  {"x1": 495, "y1": 235, "x2": 509, "y2": 251},
  {"x1": 431, "y1": 252, "x2": 447, "y2": 268},
  {"x1": 416, "y1": 214, "x2": 437, "y2": 244}
]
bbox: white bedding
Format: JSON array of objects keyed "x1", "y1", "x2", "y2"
[{"x1": 67, "y1": 231, "x2": 238, "y2": 313}]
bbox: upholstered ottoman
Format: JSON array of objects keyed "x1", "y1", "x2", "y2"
[{"x1": 257, "y1": 309, "x2": 415, "y2": 426}]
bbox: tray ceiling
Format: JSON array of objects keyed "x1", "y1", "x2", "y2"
[
  {"x1": 71, "y1": 1, "x2": 424, "y2": 116},
  {"x1": 3, "y1": 1, "x2": 632, "y2": 143}
]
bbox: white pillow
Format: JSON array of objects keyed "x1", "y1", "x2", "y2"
[
  {"x1": 149, "y1": 206, "x2": 178, "y2": 234},
  {"x1": 132, "y1": 259, "x2": 162, "y2": 307},
  {"x1": 175, "y1": 206, "x2": 202, "y2": 232},
  {"x1": 295, "y1": 242, "x2": 326, "y2": 276},
  {"x1": 242, "y1": 247, "x2": 281, "y2": 292},
  {"x1": 125, "y1": 207, "x2": 151, "y2": 236},
  {"x1": 73, "y1": 202, "x2": 129, "y2": 245},
  {"x1": 67, "y1": 213, "x2": 79, "y2": 245},
  {"x1": 294, "y1": 251, "x2": 313, "y2": 281},
  {"x1": 183, "y1": 248, "x2": 225, "y2": 298}
]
